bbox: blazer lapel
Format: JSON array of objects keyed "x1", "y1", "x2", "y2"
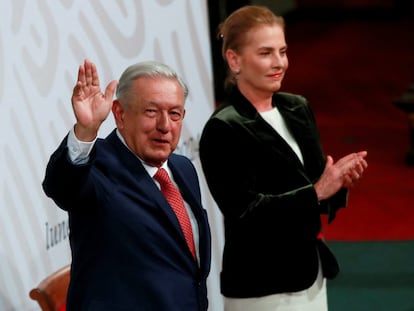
[
  {"x1": 276, "y1": 95, "x2": 325, "y2": 179},
  {"x1": 230, "y1": 88, "x2": 308, "y2": 173}
]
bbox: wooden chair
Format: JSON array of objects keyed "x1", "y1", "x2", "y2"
[{"x1": 29, "y1": 264, "x2": 70, "y2": 311}]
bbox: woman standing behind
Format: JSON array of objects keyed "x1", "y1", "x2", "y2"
[{"x1": 199, "y1": 5, "x2": 367, "y2": 311}]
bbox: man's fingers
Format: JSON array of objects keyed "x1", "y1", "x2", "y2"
[
  {"x1": 104, "y1": 80, "x2": 118, "y2": 101},
  {"x1": 85, "y1": 60, "x2": 93, "y2": 86},
  {"x1": 78, "y1": 64, "x2": 86, "y2": 85},
  {"x1": 91, "y1": 62, "x2": 100, "y2": 87},
  {"x1": 72, "y1": 81, "x2": 83, "y2": 98}
]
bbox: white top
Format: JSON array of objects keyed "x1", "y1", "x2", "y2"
[{"x1": 260, "y1": 107, "x2": 304, "y2": 164}]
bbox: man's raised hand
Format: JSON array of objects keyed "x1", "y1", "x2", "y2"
[{"x1": 72, "y1": 59, "x2": 118, "y2": 141}]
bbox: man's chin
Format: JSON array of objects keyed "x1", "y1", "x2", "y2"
[{"x1": 144, "y1": 151, "x2": 171, "y2": 167}]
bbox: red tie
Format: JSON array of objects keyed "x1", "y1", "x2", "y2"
[{"x1": 154, "y1": 168, "x2": 196, "y2": 260}]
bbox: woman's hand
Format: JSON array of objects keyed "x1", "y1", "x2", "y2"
[{"x1": 314, "y1": 151, "x2": 368, "y2": 201}]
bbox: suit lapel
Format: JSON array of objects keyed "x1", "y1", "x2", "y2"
[
  {"x1": 167, "y1": 160, "x2": 203, "y2": 238},
  {"x1": 168, "y1": 158, "x2": 211, "y2": 271},
  {"x1": 168, "y1": 162, "x2": 200, "y2": 216},
  {"x1": 106, "y1": 131, "x2": 190, "y2": 249}
]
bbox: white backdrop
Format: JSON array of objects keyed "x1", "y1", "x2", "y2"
[{"x1": 0, "y1": 1, "x2": 224, "y2": 310}]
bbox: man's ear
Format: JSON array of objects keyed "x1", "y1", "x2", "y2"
[
  {"x1": 225, "y1": 49, "x2": 240, "y2": 73},
  {"x1": 112, "y1": 100, "x2": 125, "y2": 128}
]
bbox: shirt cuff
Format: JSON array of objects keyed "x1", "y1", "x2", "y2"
[{"x1": 67, "y1": 126, "x2": 97, "y2": 164}]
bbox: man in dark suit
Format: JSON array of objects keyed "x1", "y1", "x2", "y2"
[{"x1": 42, "y1": 59, "x2": 211, "y2": 311}]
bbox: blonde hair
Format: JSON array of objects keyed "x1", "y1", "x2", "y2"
[{"x1": 218, "y1": 5, "x2": 285, "y2": 88}]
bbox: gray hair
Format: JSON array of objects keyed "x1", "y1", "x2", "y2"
[{"x1": 115, "y1": 61, "x2": 189, "y2": 109}]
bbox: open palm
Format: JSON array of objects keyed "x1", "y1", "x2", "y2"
[{"x1": 71, "y1": 59, "x2": 117, "y2": 140}]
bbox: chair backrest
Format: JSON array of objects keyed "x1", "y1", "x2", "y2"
[{"x1": 29, "y1": 264, "x2": 70, "y2": 311}]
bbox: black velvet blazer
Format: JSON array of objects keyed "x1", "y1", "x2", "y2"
[{"x1": 199, "y1": 87, "x2": 347, "y2": 298}]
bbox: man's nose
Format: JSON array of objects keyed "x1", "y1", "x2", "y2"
[{"x1": 157, "y1": 111, "x2": 171, "y2": 132}]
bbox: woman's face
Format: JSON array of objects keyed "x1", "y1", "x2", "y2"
[{"x1": 228, "y1": 24, "x2": 288, "y2": 98}]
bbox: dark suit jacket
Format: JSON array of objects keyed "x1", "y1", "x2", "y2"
[
  {"x1": 199, "y1": 87, "x2": 346, "y2": 298},
  {"x1": 42, "y1": 130, "x2": 211, "y2": 311}
]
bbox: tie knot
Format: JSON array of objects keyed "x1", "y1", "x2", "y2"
[{"x1": 154, "y1": 168, "x2": 171, "y2": 187}]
